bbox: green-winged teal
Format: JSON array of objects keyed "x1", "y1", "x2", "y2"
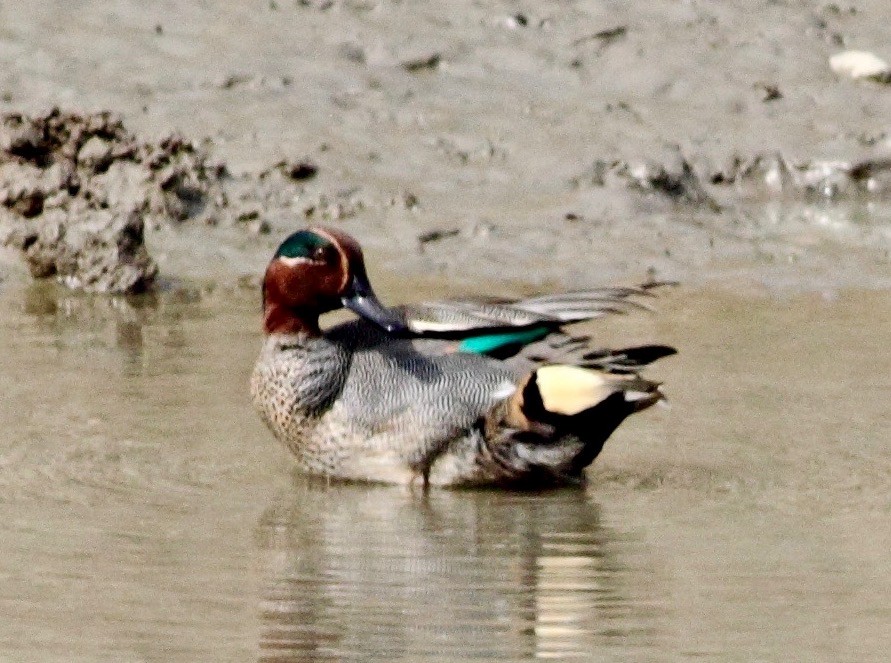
[{"x1": 251, "y1": 227, "x2": 676, "y2": 487}]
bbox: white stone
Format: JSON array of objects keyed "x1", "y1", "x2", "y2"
[{"x1": 829, "y1": 50, "x2": 891, "y2": 83}]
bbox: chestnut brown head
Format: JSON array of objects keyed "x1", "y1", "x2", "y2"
[{"x1": 262, "y1": 227, "x2": 406, "y2": 335}]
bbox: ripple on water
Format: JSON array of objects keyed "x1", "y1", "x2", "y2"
[
  {"x1": 1, "y1": 280, "x2": 889, "y2": 661},
  {"x1": 0, "y1": 284, "x2": 255, "y2": 507}
]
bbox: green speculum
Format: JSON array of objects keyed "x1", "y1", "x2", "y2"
[{"x1": 458, "y1": 326, "x2": 550, "y2": 355}]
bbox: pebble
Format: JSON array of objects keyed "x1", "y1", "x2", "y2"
[{"x1": 829, "y1": 50, "x2": 891, "y2": 83}]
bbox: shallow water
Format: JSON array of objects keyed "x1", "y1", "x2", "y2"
[{"x1": 0, "y1": 281, "x2": 889, "y2": 662}]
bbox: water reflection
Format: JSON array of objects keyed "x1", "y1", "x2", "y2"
[
  {"x1": 256, "y1": 478, "x2": 660, "y2": 661},
  {"x1": 1, "y1": 281, "x2": 887, "y2": 661},
  {"x1": 19, "y1": 281, "x2": 208, "y2": 374}
]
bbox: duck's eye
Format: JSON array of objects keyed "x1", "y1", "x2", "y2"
[{"x1": 313, "y1": 245, "x2": 334, "y2": 263}]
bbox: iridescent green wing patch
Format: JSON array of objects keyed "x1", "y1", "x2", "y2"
[{"x1": 458, "y1": 326, "x2": 550, "y2": 355}]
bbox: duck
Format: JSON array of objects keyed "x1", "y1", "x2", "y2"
[{"x1": 250, "y1": 226, "x2": 676, "y2": 488}]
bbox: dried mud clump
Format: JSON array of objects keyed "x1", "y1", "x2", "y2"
[
  {"x1": 23, "y1": 210, "x2": 157, "y2": 294},
  {"x1": 0, "y1": 109, "x2": 225, "y2": 293}
]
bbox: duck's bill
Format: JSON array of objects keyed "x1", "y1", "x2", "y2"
[{"x1": 342, "y1": 273, "x2": 408, "y2": 335}]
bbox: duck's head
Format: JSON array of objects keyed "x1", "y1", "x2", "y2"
[{"x1": 262, "y1": 227, "x2": 406, "y2": 336}]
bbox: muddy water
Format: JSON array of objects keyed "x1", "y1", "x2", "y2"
[{"x1": 0, "y1": 281, "x2": 889, "y2": 662}]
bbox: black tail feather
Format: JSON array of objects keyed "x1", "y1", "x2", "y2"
[{"x1": 581, "y1": 344, "x2": 677, "y2": 372}]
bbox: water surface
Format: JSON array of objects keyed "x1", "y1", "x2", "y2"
[{"x1": 0, "y1": 281, "x2": 888, "y2": 662}]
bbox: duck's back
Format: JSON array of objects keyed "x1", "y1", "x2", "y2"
[{"x1": 327, "y1": 321, "x2": 516, "y2": 468}]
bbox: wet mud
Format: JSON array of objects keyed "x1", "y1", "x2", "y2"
[{"x1": 2, "y1": 2, "x2": 891, "y2": 293}]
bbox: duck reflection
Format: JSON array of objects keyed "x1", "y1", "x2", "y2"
[{"x1": 255, "y1": 476, "x2": 659, "y2": 661}]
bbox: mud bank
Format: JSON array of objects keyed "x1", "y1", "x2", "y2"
[
  {"x1": 1, "y1": 2, "x2": 891, "y2": 293},
  {"x1": 0, "y1": 107, "x2": 889, "y2": 295},
  {"x1": 0, "y1": 109, "x2": 411, "y2": 292}
]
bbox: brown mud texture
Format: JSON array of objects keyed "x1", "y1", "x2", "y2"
[
  {"x1": 0, "y1": 110, "x2": 328, "y2": 293},
  {"x1": 1, "y1": 3, "x2": 891, "y2": 293},
  {"x1": 0, "y1": 109, "x2": 196, "y2": 292}
]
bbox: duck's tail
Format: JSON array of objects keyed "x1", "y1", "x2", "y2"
[{"x1": 473, "y1": 364, "x2": 666, "y2": 486}]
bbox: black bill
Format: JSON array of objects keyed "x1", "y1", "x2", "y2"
[{"x1": 341, "y1": 272, "x2": 408, "y2": 334}]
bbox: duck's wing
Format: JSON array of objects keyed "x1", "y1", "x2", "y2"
[
  {"x1": 395, "y1": 282, "x2": 674, "y2": 359},
  {"x1": 504, "y1": 332, "x2": 677, "y2": 374},
  {"x1": 399, "y1": 284, "x2": 665, "y2": 336},
  {"x1": 329, "y1": 283, "x2": 676, "y2": 365}
]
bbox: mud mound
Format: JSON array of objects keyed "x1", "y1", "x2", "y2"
[
  {"x1": 0, "y1": 109, "x2": 227, "y2": 293},
  {"x1": 0, "y1": 109, "x2": 333, "y2": 293}
]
